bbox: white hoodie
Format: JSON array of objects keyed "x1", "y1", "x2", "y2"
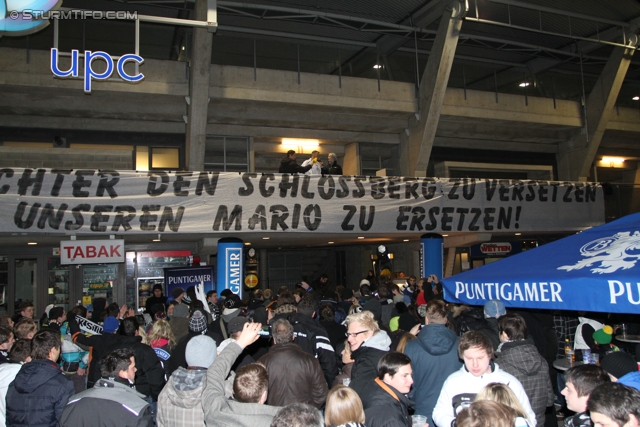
[{"x1": 432, "y1": 362, "x2": 536, "y2": 427}]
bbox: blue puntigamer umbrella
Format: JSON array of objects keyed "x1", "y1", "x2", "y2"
[{"x1": 442, "y1": 212, "x2": 640, "y2": 314}]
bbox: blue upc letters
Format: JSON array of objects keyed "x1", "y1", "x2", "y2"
[{"x1": 50, "y1": 48, "x2": 145, "y2": 93}]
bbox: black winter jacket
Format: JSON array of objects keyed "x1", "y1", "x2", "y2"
[
  {"x1": 69, "y1": 314, "x2": 124, "y2": 387},
  {"x1": 6, "y1": 359, "x2": 75, "y2": 427},
  {"x1": 278, "y1": 157, "x2": 312, "y2": 173},
  {"x1": 349, "y1": 330, "x2": 391, "y2": 398},
  {"x1": 108, "y1": 335, "x2": 166, "y2": 400},
  {"x1": 291, "y1": 313, "x2": 338, "y2": 386},
  {"x1": 362, "y1": 379, "x2": 413, "y2": 427}
]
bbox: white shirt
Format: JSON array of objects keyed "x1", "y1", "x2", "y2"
[{"x1": 432, "y1": 363, "x2": 536, "y2": 427}]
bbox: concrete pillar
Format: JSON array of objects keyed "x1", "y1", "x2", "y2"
[
  {"x1": 557, "y1": 46, "x2": 635, "y2": 181},
  {"x1": 343, "y1": 142, "x2": 360, "y2": 175},
  {"x1": 399, "y1": 1, "x2": 466, "y2": 177},
  {"x1": 185, "y1": 0, "x2": 213, "y2": 171}
]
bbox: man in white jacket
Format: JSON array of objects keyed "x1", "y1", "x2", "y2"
[
  {"x1": 300, "y1": 151, "x2": 324, "y2": 175},
  {"x1": 432, "y1": 330, "x2": 536, "y2": 427}
]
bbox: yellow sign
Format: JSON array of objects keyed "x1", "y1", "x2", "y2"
[
  {"x1": 244, "y1": 274, "x2": 259, "y2": 288},
  {"x1": 82, "y1": 296, "x2": 92, "y2": 305},
  {"x1": 89, "y1": 282, "x2": 112, "y2": 290}
]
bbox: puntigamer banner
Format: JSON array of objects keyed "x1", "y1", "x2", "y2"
[{"x1": 0, "y1": 169, "x2": 604, "y2": 234}]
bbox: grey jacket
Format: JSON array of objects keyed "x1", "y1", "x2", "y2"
[
  {"x1": 202, "y1": 342, "x2": 281, "y2": 427},
  {"x1": 496, "y1": 339, "x2": 554, "y2": 427},
  {"x1": 157, "y1": 367, "x2": 207, "y2": 427},
  {"x1": 60, "y1": 378, "x2": 152, "y2": 427}
]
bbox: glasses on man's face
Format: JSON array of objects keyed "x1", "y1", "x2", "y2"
[{"x1": 346, "y1": 330, "x2": 369, "y2": 338}]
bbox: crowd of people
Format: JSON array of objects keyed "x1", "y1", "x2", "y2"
[{"x1": 0, "y1": 274, "x2": 638, "y2": 427}]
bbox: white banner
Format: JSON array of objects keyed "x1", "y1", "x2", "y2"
[{"x1": 0, "y1": 169, "x2": 604, "y2": 234}]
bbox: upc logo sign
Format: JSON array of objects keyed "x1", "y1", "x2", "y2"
[
  {"x1": 1, "y1": 0, "x2": 61, "y2": 36},
  {"x1": 51, "y1": 48, "x2": 145, "y2": 93}
]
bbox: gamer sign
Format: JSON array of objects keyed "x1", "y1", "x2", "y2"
[{"x1": 50, "y1": 48, "x2": 144, "y2": 93}]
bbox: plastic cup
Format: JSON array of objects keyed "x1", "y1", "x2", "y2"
[
  {"x1": 591, "y1": 353, "x2": 599, "y2": 366},
  {"x1": 566, "y1": 349, "x2": 575, "y2": 365},
  {"x1": 412, "y1": 415, "x2": 427, "y2": 427},
  {"x1": 582, "y1": 349, "x2": 591, "y2": 364}
]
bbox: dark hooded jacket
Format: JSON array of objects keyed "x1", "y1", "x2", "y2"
[
  {"x1": 362, "y1": 378, "x2": 413, "y2": 427},
  {"x1": 108, "y1": 335, "x2": 166, "y2": 401},
  {"x1": 6, "y1": 359, "x2": 75, "y2": 427},
  {"x1": 495, "y1": 338, "x2": 554, "y2": 427},
  {"x1": 403, "y1": 324, "x2": 462, "y2": 426},
  {"x1": 349, "y1": 330, "x2": 391, "y2": 398}
]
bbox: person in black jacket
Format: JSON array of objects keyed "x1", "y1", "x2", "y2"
[
  {"x1": 6, "y1": 329, "x2": 75, "y2": 427},
  {"x1": 111, "y1": 317, "x2": 166, "y2": 402},
  {"x1": 167, "y1": 309, "x2": 223, "y2": 376},
  {"x1": 279, "y1": 150, "x2": 313, "y2": 174},
  {"x1": 145, "y1": 284, "x2": 168, "y2": 314},
  {"x1": 323, "y1": 152, "x2": 343, "y2": 175},
  {"x1": 346, "y1": 310, "x2": 392, "y2": 398},
  {"x1": 291, "y1": 295, "x2": 338, "y2": 386},
  {"x1": 68, "y1": 314, "x2": 122, "y2": 389},
  {"x1": 361, "y1": 352, "x2": 415, "y2": 427}
]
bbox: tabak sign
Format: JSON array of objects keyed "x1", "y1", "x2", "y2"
[{"x1": 60, "y1": 239, "x2": 125, "y2": 265}]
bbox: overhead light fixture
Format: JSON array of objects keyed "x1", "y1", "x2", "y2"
[
  {"x1": 519, "y1": 82, "x2": 530, "y2": 87},
  {"x1": 263, "y1": 237, "x2": 270, "y2": 240},
  {"x1": 633, "y1": 96, "x2": 640, "y2": 101},
  {"x1": 328, "y1": 241, "x2": 334, "y2": 244},
  {"x1": 281, "y1": 138, "x2": 319, "y2": 153},
  {"x1": 244, "y1": 242, "x2": 251, "y2": 246},
  {"x1": 403, "y1": 239, "x2": 409, "y2": 242},
  {"x1": 601, "y1": 156, "x2": 626, "y2": 167},
  {"x1": 515, "y1": 232, "x2": 522, "y2": 236},
  {"x1": 27, "y1": 242, "x2": 37, "y2": 245},
  {"x1": 357, "y1": 236, "x2": 365, "y2": 240},
  {"x1": 153, "y1": 234, "x2": 161, "y2": 242},
  {"x1": 442, "y1": 234, "x2": 449, "y2": 237},
  {"x1": 373, "y1": 64, "x2": 382, "y2": 69}
]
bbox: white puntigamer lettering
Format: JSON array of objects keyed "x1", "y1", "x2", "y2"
[
  {"x1": 608, "y1": 280, "x2": 640, "y2": 305},
  {"x1": 455, "y1": 281, "x2": 562, "y2": 302}
]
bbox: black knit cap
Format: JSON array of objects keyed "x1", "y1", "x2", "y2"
[{"x1": 601, "y1": 351, "x2": 638, "y2": 379}]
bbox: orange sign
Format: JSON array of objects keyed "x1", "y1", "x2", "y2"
[{"x1": 244, "y1": 274, "x2": 259, "y2": 288}]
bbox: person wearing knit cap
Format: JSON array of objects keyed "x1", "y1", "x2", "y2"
[
  {"x1": 171, "y1": 287, "x2": 185, "y2": 304},
  {"x1": 145, "y1": 284, "x2": 168, "y2": 315},
  {"x1": 169, "y1": 304, "x2": 190, "y2": 344},
  {"x1": 102, "y1": 316, "x2": 120, "y2": 334},
  {"x1": 157, "y1": 335, "x2": 217, "y2": 427},
  {"x1": 593, "y1": 325, "x2": 620, "y2": 355},
  {"x1": 167, "y1": 309, "x2": 223, "y2": 377},
  {"x1": 219, "y1": 316, "x2": 255, "y2": 372},
  {"x1": 221, "y1": 294, "x2": 242, "y2": 325},
  {"x1": 601, "y1": 352, "x2": 639, "y2": 381}
]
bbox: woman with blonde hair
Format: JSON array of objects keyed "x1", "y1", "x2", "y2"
[
  {"x1": 456, "y1": 400, "x2": 517, "y2": 427},
  {"x1": 345, "y1": 310, "x2": 391, "y2": 399},
  {"x1": 147, "y1": 319, "x2": 176, "y2": 380},
  {"x1": 475, "y1": 382, "x2": 532, "y2": 427},
  {"x1": 325, "y1": 385, "x2": 365, "y2": 427}
]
